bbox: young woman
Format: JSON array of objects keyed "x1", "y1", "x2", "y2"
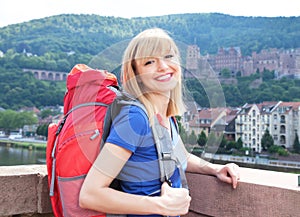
[{"x1": 79, "y1": 28, "x2": 240, "y2": 217}]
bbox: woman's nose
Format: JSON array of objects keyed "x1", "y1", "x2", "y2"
[{"x1": 157, "y1": 59, "x2": 168, "y2": 71}]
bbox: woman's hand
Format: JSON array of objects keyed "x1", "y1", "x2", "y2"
[
  {"x1": 215, "y1": 163, "x2": 240, "y2": 189},
  {"x1": 158, "y1": 182, "x2": 191, "y2": 216}
]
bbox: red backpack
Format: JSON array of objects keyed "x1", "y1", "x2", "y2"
[
  {"x1": 46, "y1": 64, "x2": 120, "y2": 217},
  {"x1": 46, "y1": 64, "x2": 188, "y2": 217}
]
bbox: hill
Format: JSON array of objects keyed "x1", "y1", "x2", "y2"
[
  {"x1": 0, "y1": 13, "x2": 300, "y2": 109},
  {"x1": 1, "y1": 13, "x2": 300, "y2": 56}
]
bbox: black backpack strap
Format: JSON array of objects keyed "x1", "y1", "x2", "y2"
[{"x1": 100, "y1": 90, "x2": 147, "y2": 149}]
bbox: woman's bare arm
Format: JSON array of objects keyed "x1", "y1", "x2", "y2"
[{"x1": 79, "y1": 142, "x2": 191, "y2": 216}]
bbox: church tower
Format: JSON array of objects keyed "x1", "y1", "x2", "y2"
[{"x1": 186, "y1": 45, "x2": 200, "y2": 70}]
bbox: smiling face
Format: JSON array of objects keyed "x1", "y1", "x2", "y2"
[
  {"x1": 121, "y1": 28, "x2": 185, "y2": 117},
  {"x1": 134, "y1": 51, "x2": 181, "y2": 96}
]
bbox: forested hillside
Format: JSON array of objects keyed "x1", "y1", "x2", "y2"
[
  {"x1": 0, "y1": 13, "x2": 299, "y2": 109},
  {"x1": 1, "y1": 13, "x2": 300, "y2": 56},
  {"x1": 0, "y1": 67, "x2": 65, "y2": 110},
  {"x1": 186, "y1": 72, "x2": 300, "y2": 107}
]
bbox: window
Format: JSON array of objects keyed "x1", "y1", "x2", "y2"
[
  {"x1": 280, "y1": 125, "x2": 286, "y2": 134},
  {"x1": 280, "y1": 135, "x2": 286, "y2": 144},
  {"x1": 280, "y1": 115, "x2": 286, "y2": 123}
]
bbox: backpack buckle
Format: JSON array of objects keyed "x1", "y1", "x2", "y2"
[
  {"x1": 162, "y1": 152, "x2": 172, "y2": 160},
  {"x1": 166, "y1": 179, "x2": 173, "y2": 187}
]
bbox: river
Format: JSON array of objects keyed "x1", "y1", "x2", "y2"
[{"x1": 0, "y1": 144, "x2": 46, "y2": 166}]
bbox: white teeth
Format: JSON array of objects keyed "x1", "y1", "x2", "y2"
[{"x1": 156, "y1": 74, "x2": 171, "y2": 80}]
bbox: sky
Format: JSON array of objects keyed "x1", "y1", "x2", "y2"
[{"x1": 1, "y1": 0, "x2": 300, "y2": 27}]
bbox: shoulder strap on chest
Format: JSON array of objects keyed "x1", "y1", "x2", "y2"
[
  {"x1": 102, "y1": 91, "x2": 188, "y2": 189},
  {"x1": 151, "y1": 116, "x2": 188, "y2": 189}
]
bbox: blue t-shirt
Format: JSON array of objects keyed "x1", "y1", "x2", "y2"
[{"x1": 106, "y1": 105, "x2": 182, "y2": 217}]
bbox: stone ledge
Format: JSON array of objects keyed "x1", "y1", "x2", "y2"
[
  {"x1": 0, "y1": 165, "x2": 52, "y2": 217},
  {"x1": 0, "y1": 165, "x2": 299, "y2": 217},
  {"x1": 186, "y1": 167, "x2": 300, "y2": 217}
]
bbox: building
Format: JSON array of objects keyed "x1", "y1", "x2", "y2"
[
  {"x1": 183, "y1": 100, "x2": 300, "y2": 153},
  {"x1": 270, "y1": 101, "x2": 300, "y2": 148},
  {"x1": 210, "y1": 47, "x2": 242, "y2": 76},
  {"x1": 186, "y1": 45, "x2": 200, "y2": 71},
  {"x1": 224, "y1": 108, "x2": 239, "y2": 141},
  {"x1": 187, "y1": 107, "x2": 228, "y2": 137},
  {"x1": 252, "y1": 48, "x2": 279, "y2": 74},
  {"x1": 236, "y1": 103, "x2": 256, "y2": 152},
  {"x1": 186, "y1": 44, "x2": 300, "y2": 79},
  {"x1": 235, "y1": 101, "x2": 300, "y2": 153},
  {"x1": 185, "y1": 45, "x2": 217, "y2": 79},
  {"x1": 279, "y1": 48, "x2": 300, "y2": 78}
]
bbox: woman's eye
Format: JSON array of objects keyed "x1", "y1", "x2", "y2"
[
  {"x1": 144, "y1": 60, "x2": 154, "y2": 66},
  {"x1": 165, "y1": 54, "x2": 174, "y2": 59}
]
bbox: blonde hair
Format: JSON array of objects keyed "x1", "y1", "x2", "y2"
[{"x1": 121, "y1": 28, "x2": 185, "y2": 120}]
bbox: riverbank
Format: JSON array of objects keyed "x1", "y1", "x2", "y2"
[
  {"x1": 0, "y1": 140, "x2": 47, "y2": 166},
  {"x1": 0, "y1": 139, "x2": 46, "y2": 150}
]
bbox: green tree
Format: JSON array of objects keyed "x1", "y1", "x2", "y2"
[
  {"x1": 180, "y1": 130, "x2": 188, "y2": 144},
  {"x1": 0, "y1": 110, "x2": 19, "y2": 134},
  {"x1": 206, "y1": 132, "x2": 221, "y2": 153},
  {"x1": 221, "y1": 68, "x2": 231, "y2": 78},
  {"x1": 197, "y1": 131, "x2": 207, "y2": 147},
  {"x1": 220, "y1": 135, "x2": 227, "y2": 149},
  {"x1": 188, "y1": 130, "x2": 198, "y2": 145},
  {"x1": 40, "y1": 109, "x2": 53, "y2": 119},
  {"x1": 269, "y1": 145, "x2": 289, "y2": 156},
  {"x1": 226, "y1": 141, "x2": 236, "y2": 151},
  {"x1": 261, "y1": 129, "x2": 274, "y2": 151},
  {"x1": 17, "y1": 111, "x2": 38, "y2": 127},
  {"x1": 236, "y1": 137, "x2": 243, "y2": 150},
  {"x1": 293, "y1": 132, "x2": 300, "y2": 153},
  {"x1": 288, "y1": 87, "x2": 300, "y2": 100},
  {"x1": 36, "y1": 123, "x2": 49, "y2": 138},
  {"x1": 0, "y1": 110, "x2": 37, "y2": 134},
  {"x1": 262, "y1": 69, "x2": 275, "y2": 81},
  {"x1": 176, "y1": 116, "x2": 189, "y2": 144}
]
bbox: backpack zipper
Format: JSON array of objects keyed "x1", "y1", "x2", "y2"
[
  {"x1": 90, "y1": 129, "x2": 100, "y2": 140},
  {"x1": 57, "y1": 129, "x2": 101, "y2": 150}
]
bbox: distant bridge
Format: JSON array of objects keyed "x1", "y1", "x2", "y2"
[{"x1": 22, "y1": 68, "x2": 68, "y2": 81}]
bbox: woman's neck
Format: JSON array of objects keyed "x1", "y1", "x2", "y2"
[{"x1": 148, "y1": 92, "x2": 170, "y2": 117}]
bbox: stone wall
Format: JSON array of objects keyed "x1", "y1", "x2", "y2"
[
  {"x1": 0, "y1": 165, "x2": 299, "y2": 217},
  {"x1": 0, "y1": 165, "x2": 52, "y2": 217}
]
